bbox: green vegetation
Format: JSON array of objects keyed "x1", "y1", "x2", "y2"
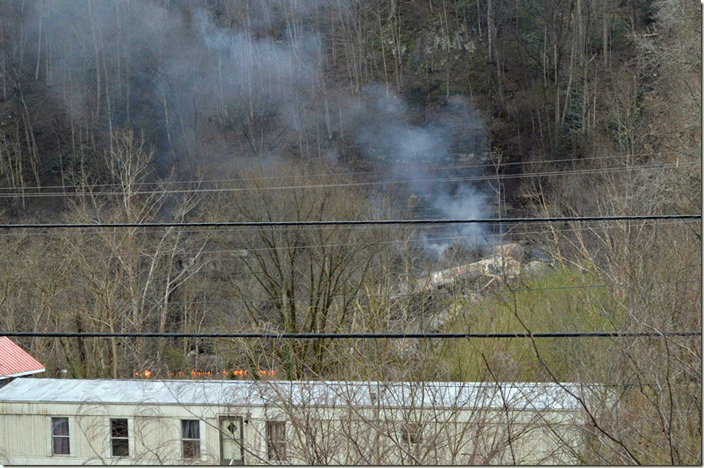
[
  {"x1": 0, "y1": 0, "x2": 699, "y2": 463},
  {"x1": 444, "y1": 268, "x2": 621, "y2": 381}
]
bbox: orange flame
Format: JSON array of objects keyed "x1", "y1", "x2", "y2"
[{"x1": 134, "y1": 369, "x2": 277, "y2": 379}]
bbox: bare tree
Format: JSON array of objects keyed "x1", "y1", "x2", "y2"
[
  {"x1": 243, "y1": 379, "x2": 591, "y2": 465},
  {"x1": 54, "y1": 131, "x2": 206, "y2": 378},
  {"x1": 208, "y1": 163, "x2": 392, "y2": 379}
]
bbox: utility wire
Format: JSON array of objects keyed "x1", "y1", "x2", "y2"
[
  {"x1": 0, "y1": 162, "x2": 696, "y2": 199},
  {"x1": 1, "y1": 220, "x2": 698, "y2": 249},
  {"x1": 0, "y1": 151, "x2": 694, "y2": 194},
  {"x1": 0, "y1": 284, "x2": 615, "y2": 311},
  {"x1": 2, "y1": 331, "x2": 700, "y2": 339},
  {"x1": 0, "y1": 214, "x2": 699, "y2": 230}
]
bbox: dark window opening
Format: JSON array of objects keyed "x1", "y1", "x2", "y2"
[
  {"x1": 401, "y1": 423, "x2": 423, "y2": 445},
  {"x1": 111, "y1": 419, "x2": 129, "y2": 457},
  {"x1": 182, "y1": 420, "x2": 201, "y2": 459},
  {"x1": 52, "y1": 417, "x2": 70, "y2": 455},
  {"x1": 266, "y1": 421, "x2": 286, "y2": 461}
]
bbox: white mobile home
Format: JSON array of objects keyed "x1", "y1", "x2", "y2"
[{"x1": 0, "y1": 378, "x2": 605, "y2": 465}]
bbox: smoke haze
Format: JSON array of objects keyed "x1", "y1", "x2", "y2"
[
  {"x1": 17, "y1": 0, "x2": 493, "y2": 255},
  {"x1": 349, "y1": 87, "x2": 491, "y2": 255}
]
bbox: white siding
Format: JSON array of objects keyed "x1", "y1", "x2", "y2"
[{"x1": 0, "y1": 379, "x2": 603, "y2": 465}]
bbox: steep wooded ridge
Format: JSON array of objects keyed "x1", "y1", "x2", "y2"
[{"x1": 0, "y1": 1, "x2": 700, "y2": 464}]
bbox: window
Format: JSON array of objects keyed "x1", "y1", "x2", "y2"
[
  {"x1": 110, "y1": 419, "x2": 129, "y2": 457},
  {"x1": 181, "y1": 420, "x2": 201, "y2": 459},
  {"x1": 51, "y1": 417, "x2": 70, "y2": 455},
  {"x1": 219, "y1": 416, "x2": 244, "y2": 465},
  {"x1": 266, "y1": 421, "x2": 286, "y2": 461},
  {"x1": 401, "y1": 423, "x2": 423, "y2": 445}
]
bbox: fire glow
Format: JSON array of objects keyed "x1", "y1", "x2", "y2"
[{"x1": 134, "y1": 369, "x2": 277, "y2": 379}]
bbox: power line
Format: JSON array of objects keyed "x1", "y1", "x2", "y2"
[
  {"x1": 0, "y1": 151, "x2": 670, "y2": 193},
  {"x1": 0, "y1": 162, "x2": 696, "y2": 199},
  {"x1": 0, "y1": 214, "x2": 699, "y2": 230},
  {"x1": 0, "y1": 150, "x2": 694, "y2": 194},
  {"x1": 1, "y1": 219, "x2": 698, "y2": 256},
  {"x1": 2, "y1": 331, "x2": 700, "y2": 339},
  {"x1": 0, "y1": 283, "x2": 616, "y2": 312}
]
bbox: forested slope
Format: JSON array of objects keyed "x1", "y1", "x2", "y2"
[{"x1": 0, "y1": 1, "x2": 699, "y2": 464}]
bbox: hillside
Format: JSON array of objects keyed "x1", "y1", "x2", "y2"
[{"x1": 0, "y1": 1, "x2": 700, "y2": 464}]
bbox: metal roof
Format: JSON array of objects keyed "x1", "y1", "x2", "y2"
[
  {"x1": 0, "y1": 378, "x2": 594, "y2": 411},
  {"x1": 0, "y1": 337, "x2": 45, "y2": 379}
]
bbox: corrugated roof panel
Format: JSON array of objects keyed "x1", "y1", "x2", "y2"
[
  {"x1": 0, "y1": 378, "x2": 593, "y2": 411},
  {"x1": 0, "y1": 336, "x2": 45, "y2": 379}
]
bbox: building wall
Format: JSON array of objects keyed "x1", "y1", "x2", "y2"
[
  {"x1": 275, "y1": 408, "x2": 582, "y2": 464},
  {"x1": 0, "y1": 400, "x2": 583, "y2": 465},
  {"x1": 0, "y1": 402, "x2": 214, "y2": 464}
]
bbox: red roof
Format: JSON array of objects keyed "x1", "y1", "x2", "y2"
[{"x1": 0, "y1": 337, "x2": 45, "y2": 379}]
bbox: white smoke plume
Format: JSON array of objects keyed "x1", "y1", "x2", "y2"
[
  {"x1": 17, "y1": 0, "x2": 493, "y2": 256},
  {"x1": 348, "y1": 87, "x2": 492, "y2": 256}
]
